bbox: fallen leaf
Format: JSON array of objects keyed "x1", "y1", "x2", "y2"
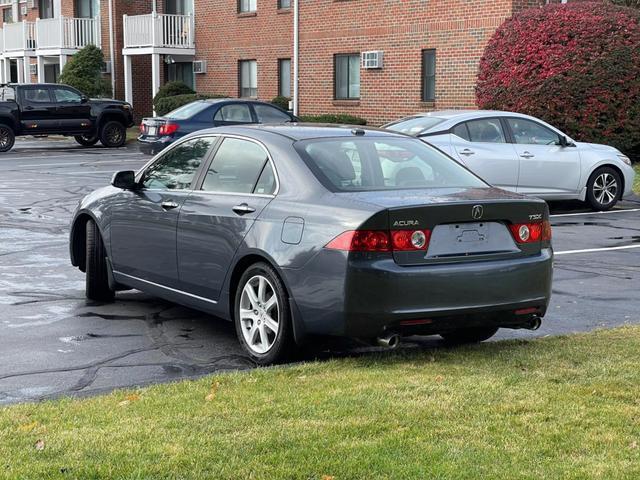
[
  {"x1": 34, "y1": 439, "x2": 45, "y2": 451},
  {"x1": 119, "y1": 393, "x2": 141, "y2": 406},
  {"x1": 631, "y1": 441, "x2": 638, "y2": 449},
  {"x1": 321, "y1": 476, "x2": 335, "y2": 480},
  {"x1": 205, "y1": 382, "x2": 220, "y2": 402},
  {"x1": 435, "y1": 375, "x2": 444, "y2": 383},
  {"x1": 18, "y1": 421, "x2": 38, "y2": 432}
]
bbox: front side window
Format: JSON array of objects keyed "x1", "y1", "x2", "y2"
[
  {"x1": 465, "y1": 119, "x2": 507, "y2": 143},
  {"x1": 334, "y1": 54, "x2": 360, "y2": 100},
  {"x1": 278, "y1": 58, "x2": 291, "y2": 98},
  {"x1": 238, "y1": 0, "x2": 257, "y2": 13},
  {"x1": 52, "y1": 88, "x2": 82, "y2": 103},
  {"x1": 254, "y1": 104, "x2": 291, "y2": 123},
  {"x1": 142, "y1": 137, "x2": 217, "y2": 190},
  {"x1": 507, "y1": 118, "x2": 560, "y2": 145},
  {"x1": 201, "y1": 137, "x2": 270, "y2": 194},
  {"x1": 297, "y1": 138, "x2": 486, "y2": 192},
  {"x1": 214, "y1": 103, "x2": 253, "y2": 123},
  {"x1": 23, "y1": 88, "x2": 52, "y2": 103},
  {"x1": 421, "y1": 49, "x2": 436, "y2": 102},
  {"x1": 239, "y1": 60, "x2": 258, "y2": 98}
]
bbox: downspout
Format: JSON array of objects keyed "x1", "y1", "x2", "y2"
[
  {"x1": 108, "y1": 0, "x2": 116, "y2": 98},
  {"x1": 292, "y1": 0, "x2": 299, "y2": 116}
]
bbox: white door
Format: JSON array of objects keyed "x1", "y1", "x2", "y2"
[
  {"x1": 450, "y1": 118, "x2": 520, "y2": 191},
  {"x1": 506, "y1": 118, "x2": 581, "y2": 196}
]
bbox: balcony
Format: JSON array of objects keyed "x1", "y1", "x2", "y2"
[
  {"x1": 3, "y1": 21, "x2": 37, "y2": 55},
  {"x1": 123, "y1": 13, "x2": 195, "y2": 54},
  {"x1": 36, "y1": 16, "x2": 101, "y2": 54}
]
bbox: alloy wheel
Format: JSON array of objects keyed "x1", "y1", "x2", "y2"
[
  {"x1": 106, "y1": 125, "x2": 124, "y2": 145},
  {"x1": 0, "y1": 127, "x2": 10, "y2": 148},
  {"x1": 239, "y1": 275, "x2": 280, "y2": 354},
  {"x1": 593, "y1": 172, "x2": 618, "y2": 206}
]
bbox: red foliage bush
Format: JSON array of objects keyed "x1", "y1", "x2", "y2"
[{"x1": 476, "y1": 2, "x2": 640, "y2": 159}]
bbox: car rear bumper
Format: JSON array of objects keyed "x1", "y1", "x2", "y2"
[
  {"x1": 137, "y1": 136, "x2": 174, "y2": 155},
  {"x1": 285, "y1": 248, "x2": 553, "y2": 338}
]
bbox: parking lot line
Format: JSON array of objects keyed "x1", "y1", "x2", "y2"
[
  {"x1": 555, "y1": 244, "x2": 640, "y2": 255},
  {"x1": 0, "y1": 152, "x2": 144, "y2": 163},
  {"x1": 551, "y1": 208, "x2": 640, "y2": 218},
  {"x1": 7, "y1": 159, "x2": 146, "y2": 169}
]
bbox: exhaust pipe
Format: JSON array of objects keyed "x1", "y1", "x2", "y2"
[
  {"x1": 526, "y1": 316, "x2": 542, "y2": 331},
  {"x1": 377, "y1": 332, "x2": 400, "y2": 349}
]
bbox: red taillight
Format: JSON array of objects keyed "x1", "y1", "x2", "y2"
[
  {"x1": 509, "y1": 221, "x2": 552, "y2": 244},
  {"x1": 139, "y1": 122, "x2": 146, "y2": 134},
  {"x1": 326, "y1": 229, "x2": 431, "y2": 252},
  {"x1": 159, "y1": 122, "x2": 179, "y2": 135}
]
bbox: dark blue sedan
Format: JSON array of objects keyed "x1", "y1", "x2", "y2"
[{"x1": 137, "y1": 98, "x2": 297, "y2": 154}]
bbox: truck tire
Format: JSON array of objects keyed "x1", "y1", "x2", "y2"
[
  {"x1": 75, "y1": 134, "x2": 99, "y2": 147},
  {"x1": 0, "y1": 124, "x2": 15, "y2": 152},
  {"x1": 99, "y1": 120, "x2": 126, "y2": 148},
  {"x1": 85, "y1": 219, "x2": 115, "y2": 302}
]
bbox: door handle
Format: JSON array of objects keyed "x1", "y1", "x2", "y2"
[
  {"x1": 520, "y1": 152, "x2": 535, "y2": 159},
  {"x1": 161, "y1": 200, "x2": 179, "y2": 210},
  {"x1": 459, "y1": 149, "x2": 475, "y2": 156},
  {"x1": 232, "y1": 203, "x2": 256, "y2": 215},
  {"x1": 25, "y1": 105, "x2": 34, "y2": 110}
]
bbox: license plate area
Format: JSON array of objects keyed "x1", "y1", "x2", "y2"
[
  {"x1": 146, "y1": 126, "x2": 158, "y2": 137},
  {"x1": 427, "y1": 221, "x2": 518, "y2": 258}
]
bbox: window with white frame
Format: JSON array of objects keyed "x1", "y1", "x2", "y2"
[
  {"x1": 334, "y1": 54, "x2": 360, "y2": 100},
  {"x1": 278, "y1": 0, "x2": 291, "y2": 8},
  {"x1": 239, "y1": 60, "x2": 258, "y2": 98},
  {"x1": 238, "y1": 0, "x2": 257, "y2": 13},
  {"x1": 278, "y1": 59, "x2": 291, "y2": 98}
]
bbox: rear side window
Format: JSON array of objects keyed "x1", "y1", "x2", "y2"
[
  {"x1": 296, "y1": 137, "x2": 486, "y2": 192},
  {"x1": 201, "y1": 137, "x2": 269, "y2": 194},
  {"x1": 214, "y1": 104, "x2": 253, "y2": 123},
  {"x1": 23, "y1": 88, "x2": 52, "y2": 103},
  {"x1": 465, "y1": 119, "x2": 507, "y2": 143},
  {"x1": 254, "y1": 104, "x2": 291, "y2": 123}
]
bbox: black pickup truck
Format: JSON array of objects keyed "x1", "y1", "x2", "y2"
[{"x1": 0, "y1": 83, "x2": 134, "y2": 152}]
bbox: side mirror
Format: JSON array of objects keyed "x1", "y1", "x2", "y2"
[
  {"x1": 111, "y1": 170, "x2": 137, "y2": 190},
  {"x1": 80, "y1": 95, "x2": 89, "y2": 104},
  {"x1": 559, "y1": 135, "x2": 575, "y2": 147}
]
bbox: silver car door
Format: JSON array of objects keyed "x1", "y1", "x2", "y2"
[{"x1": 450, "y1": 118, "x2": 520, "y2": 191}]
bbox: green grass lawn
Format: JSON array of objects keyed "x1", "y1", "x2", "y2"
[
  {"x1": 634, "y1": 163, "x2": 640, "y2": 194},
  {"x1": 2, "y1": 327, "x2": 640, "y2": 479}
]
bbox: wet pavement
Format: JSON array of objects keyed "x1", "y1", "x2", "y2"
[{"x1": 1, "y1": 138, "x2": 639, "y2": 404}]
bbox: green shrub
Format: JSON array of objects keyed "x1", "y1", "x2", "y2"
[
  {"x1": 152, "y1": 81, "x2": 195, "y2": 107},
  {"x1": 155, "y1": 93, "x2": 227, "y2": 116},
  {"x1": 271, "y1": 96, "x2": 291, "y2": 111},
  {"x1": 58, "y1": 45, "x2": 111, "y2": 98},
  {"x1": 299, "y1": 114, "x2": 367, "y2": 125}
]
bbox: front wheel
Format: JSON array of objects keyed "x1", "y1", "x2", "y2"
[
  {"x1": 586, "y1": 167, "x2": 621, "y2": 211},
  {"x1": 234, "y1": 263, "x2": 293, "y2": 365},
  {"x1": 440, "y1": 326, "x2": 498, "y2": 345},
  {"x1": 74, "y1": 134, "x2": 99, "y2": 147},
  {"x1": 85, "y1": 219, "x2": 115, "y2": 302},
  {"x1": 99, "y1": 121, "x2": 126, "y2": 148},
  {"x1": 0, "y1": 124, "x2": 15, "y2": 152}
]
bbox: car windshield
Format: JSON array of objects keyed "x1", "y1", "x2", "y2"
[
  {"x1": 385, "y1": 116, "x2": 446, "y2": 136},
  {"x1": 296, "y1": 137, "x2": 486, "y2": 192},
  {"x1": 165, "y1": 101, "x2": 211, "y2": 120}
]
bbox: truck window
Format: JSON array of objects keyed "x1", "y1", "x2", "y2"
[
  {"x1": 0, "y1": 87, "x2": 15, "y2": 102},
  {"x1": 23, "y1": 88, "x2": 52, "y2": 103}
]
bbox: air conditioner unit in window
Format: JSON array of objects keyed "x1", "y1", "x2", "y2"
[
  {"x1": 29, "y1": 63, "x2": 37, "y2": 76},
  {"x1": 361, "y1": 51, "x2": 383, "y2": 69},
  {"x1": 101, "y1": 61, "x2": 112, "y2": 74},
  {"x1": 193, "y1": 60, "x2": 207, "y2": 74}
]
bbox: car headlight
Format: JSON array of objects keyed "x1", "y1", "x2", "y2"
[
  {"x1": 123, "y1": 104, "x2": 132, "y2": 111},
  {"x1": 617, "y1": 154, "x2": 631, "y2": 166}
]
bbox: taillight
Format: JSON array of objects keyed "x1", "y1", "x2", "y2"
[
  {"x1": 509, "y1": 221, "x2": 552, "y2": 244},
  {"x1": 159, "y1": 122, "x2": 179, "y2": 135},
  {"x1": 326, "y1": 229, "x2": 431, "y2": 252},
  {"x1": 139, "y1": 122, "x2": 146, "y2": 134}
]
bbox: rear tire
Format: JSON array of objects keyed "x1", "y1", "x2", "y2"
[
  {"x1": 0, "y1": 124, "x2": 15, "y2": 152},
  {"x1": 440, "y1": 326, "x2": 498, "y2": 345},
  {"x1": 85, "y1": 219, "x2": 115, "y2": 302},
  {"x1": 74, "y1": 134, "x2": 99, "y2": 147},
  {"x1": 586, "y1": 167, "x2": 621, "y2": 211},
  {"x1": 234, "y1": 262, "x2": 293, "y2": 365},
  {"x1": 99, "y1": 121, "x2": 126, "y2": 148}
]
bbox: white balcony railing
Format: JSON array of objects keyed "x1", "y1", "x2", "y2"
[
  {"x1": 123, "y1": 13, "x2": 194, "y2": 49},
  {"x1": 3, "y1": 21, "x2": 37, "y2": 52},
  {"x1": 36, "y1": 16, "x2": 101, "y2": 50}
]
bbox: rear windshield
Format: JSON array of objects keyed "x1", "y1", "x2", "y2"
[
  {"x1": 166, "y1": 101, "x2": 211, "y2": 120},
  {"x1": 385, "y1": 116, "x2": 446, "y2": 136},
  {"x1": 296, "y1": 137, "x2": 486, "y2": 192}
]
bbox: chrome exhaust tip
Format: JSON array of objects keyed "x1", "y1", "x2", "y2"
[
  {"x1": 527, "y1": 316, "x2": 542, "y2": 331},
  {"x1": 377, "y1": 332, "x2": 400, "y2": 349}
]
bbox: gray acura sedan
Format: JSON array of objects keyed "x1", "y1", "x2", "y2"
[{"x1": 70, "y1": 125, "x2": 553, "y2": 364}]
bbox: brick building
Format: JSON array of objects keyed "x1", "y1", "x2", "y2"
[{"x1": 0, "y1": 0, "x2": 560, "y2": 124}]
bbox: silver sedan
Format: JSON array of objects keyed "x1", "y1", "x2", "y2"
[{"x1": 385, "y1": 110, "x2": 635, "y2": 210}]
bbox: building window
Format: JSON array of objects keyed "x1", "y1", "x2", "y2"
[
  {"x1": 3, "y1": 7, "x2": 13, "y2": 23},
  {"x1": 334, "y1": 54, "x2": 360, "y2": 100},
  {"x1": 278, "y1": 58, "x2": 291, "y2": 98},
  {"x1": 421, "y1": 49, "x2": 436, "y2": 102},
  {"x1": 238, "y1": 0, "x2": 257, "y2": 13},
  {"x1": 75, "y1": 0, "x2": 99, "y2": 18},
  {"x1": 39, "y1": 0, "x2": 54, "y2": 19},
  {"x1": 239, "y1": 60, "x2": 258, "y2": 98},
  {"x1": 166, "y1": 61, "x2": 194, "y2": 89},
  {"x1": 278, "y1": 0, "x2": 291, "y2": 8}
]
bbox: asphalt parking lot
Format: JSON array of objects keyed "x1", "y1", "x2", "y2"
[{"x1": 1, "y1": 138, "x2": 639, "y2": 405}]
